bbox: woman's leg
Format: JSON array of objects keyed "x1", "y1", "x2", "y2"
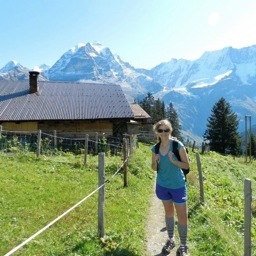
[
  {"x1": 162, "y1": 201, "x2": 175, "y2": 240},
  {"x1": 162, "y1": 200, "x2": 175, "y2": 217},
  {"x1": 161, "y1": 201, "x2": 176, "y2": 253},
  {"x1": 175, "y1": 203, "x2": 188, "y2": 246},
  {"x1": 175, "y1": 203, "x2": 187, "y2": 225}
]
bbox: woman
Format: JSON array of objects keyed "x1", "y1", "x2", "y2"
[{"x1": 151, "y1": 119, "x2": 189, "y2": 256}]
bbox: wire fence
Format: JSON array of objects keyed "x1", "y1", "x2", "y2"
[
  {"x1": 3, "y1": 152, "x2": 130, "y2": 256},
  {"x1": 196, "y1": 153, "x2": 255, "y2": 255},
  {"x1": 1, "y1": 126, "x2": 135, "y2": 255},
  {"x1": 0, "y1": 128, "x2": 127, "y2": 156}
]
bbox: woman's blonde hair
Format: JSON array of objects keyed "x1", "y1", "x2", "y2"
[{"x1": 153, "y1": 119, "x2": 173, "y2": 134}]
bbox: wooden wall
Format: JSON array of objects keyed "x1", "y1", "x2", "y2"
[
  {"x1": 38, "y1": 120, "x2": 113, "y2": 137},
  {"x1": 1, "y1": 122, "x2": 38, "y2": 131},
  {"x1": 1, "y1": 120, "x2": 113, "y2": 138}
]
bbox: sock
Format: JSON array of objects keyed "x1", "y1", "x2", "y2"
[
  {"x1": 165, "y1": 216, "x2": 174, "y2": 240},
  {"x1": 177, "y1": 223, "x2": 187, "y2": 245}
]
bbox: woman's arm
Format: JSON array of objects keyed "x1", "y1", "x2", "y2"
[
  {"x1": 179, "y1": 146, "x2": 190, "y2": 169},
  {"x1": 168, "y1": 146, "x2": 189, "y2": 169},
  {"x1": 151, "y1": 152, "x2": 159, "y2": 171}
]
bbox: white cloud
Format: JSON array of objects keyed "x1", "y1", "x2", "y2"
[
  {"x1": 206, "y1": 13, "x2": 256, "y2": 51},
  {"x1": 208, "y1": 12, "x2": 220, "y2": 26},
  {"x1": 231, "y1": 16, "x2": 256, "y2": 47}
]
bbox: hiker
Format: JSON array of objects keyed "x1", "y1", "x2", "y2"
[{"x1": 151, "y1": 119, "x2": 190, "y2": 256}]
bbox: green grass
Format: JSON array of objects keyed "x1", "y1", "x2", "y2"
[
  {"x1": 1, "y1": 144, "x2": 256, "y2": 255},
  {"x1": 0, "y1": 146, "x2": 154, "y2": 256},
  {"x1": 188, "y1": 150, "x2": 256, "y2": 255}
]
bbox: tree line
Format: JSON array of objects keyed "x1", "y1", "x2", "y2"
[
  {"x1": 137, "y1": 92, "x2": 182, "y2": 140},
  {"x1": 137, "y1": 93, "x2": 256, "y2": 157}
]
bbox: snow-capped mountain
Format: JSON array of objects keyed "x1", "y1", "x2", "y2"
[
  {"x1": 150, "y1": 46, "x2": 256, "y2": 89},
  {"x1": 150, "y1": 46, "x2": 256, "y2": 140},
  {"x1": 0, "y1": 60, "x2": 48, "y2": 81},
  {"x1": 0, "y1": 60, "x2": 30, "y2": 81},
  {"x1": 33, "y1": 64, "x2": 51, "y2": 73},
  {"x1": 1, "y1": 43, "x2": 256, "y2": 142},
  {"x1": 0, "y1": 60, "x2": 19, "y2": 73},
  {"x1": 45, "y1": 42, "x2": 162, "y2": 99}
]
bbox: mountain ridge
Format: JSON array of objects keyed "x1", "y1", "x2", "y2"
[{"x1": 1, "y1": 42, "x2": 256, "y2": 142}]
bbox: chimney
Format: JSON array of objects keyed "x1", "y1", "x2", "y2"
[{"x1": 29, "y1": 71, "x2": 40, "y2": 93}]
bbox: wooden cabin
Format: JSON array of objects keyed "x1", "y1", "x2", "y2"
[{"x1": 0, "y1": 71, "x2": 150, "y2": 139}]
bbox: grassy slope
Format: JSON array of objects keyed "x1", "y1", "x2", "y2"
[
  {"x1": 0, "y1": 146, "x2": 154, "y2": 256},
  {"x1": 188, "y1": 149, "x2": 256, "y2": 255},
  {"x1": 1, "y1": 144, "x2": 256, "y2": 255}
]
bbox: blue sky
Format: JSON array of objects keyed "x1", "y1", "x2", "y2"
[{"x1": 1, "y1": 0, "x2": 256, "y2": 70}]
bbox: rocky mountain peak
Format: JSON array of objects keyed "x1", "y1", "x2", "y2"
[{"x1": 1, "y1": 43, "x2": 256, "y2": 141}]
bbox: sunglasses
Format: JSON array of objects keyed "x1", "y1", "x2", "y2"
[{"x1": 157, "y1": 128, "x2": 170, "y2": 133}]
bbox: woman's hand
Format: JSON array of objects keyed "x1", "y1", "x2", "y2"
[
  {"x1": 168, "y1": 148, "x2": 190, "y2": 170},
  {"x1": 168, "y1": 151, "x2": 176, "y2": 163},
  {"x1": 154, "y1": 154, "x2": 160, "y2": 164}
]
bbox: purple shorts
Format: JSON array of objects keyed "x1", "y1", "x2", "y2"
[{"x1": 156, "y1": 184, "x2": 187, "y2": 204}]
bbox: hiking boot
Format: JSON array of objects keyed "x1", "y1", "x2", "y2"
[
  {"x1": 176, "y1": 244, "x2": 188, "y2": 256},
  {"x1": 161, "y1": 239, "x2": 175, "y2": 255}
]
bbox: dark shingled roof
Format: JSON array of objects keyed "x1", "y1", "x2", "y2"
[
  {"x1": 0, "y1": 81, "x2": 134, "y2": 121},
  {"x1": 130, "y1": 103, "x2": 151, "y2": 119}
]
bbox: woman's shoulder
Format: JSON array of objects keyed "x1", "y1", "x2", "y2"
[
  {"x1": 170, "y1": 138, "x2": 184, "y2": 148},
  {"x1": 151, "y1": 142, "x2": 160, "y2": 153}
]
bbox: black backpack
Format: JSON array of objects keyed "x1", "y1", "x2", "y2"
[{"x1": 155, "y1": 140, "x2": 190, "y2": 179}]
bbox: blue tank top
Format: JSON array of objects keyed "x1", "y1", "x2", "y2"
[{"x1": 151, "y1": 140, "x2": 186, "y2": 189}]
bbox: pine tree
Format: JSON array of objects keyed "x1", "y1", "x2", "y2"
[
  {"x1": 138, "y1": 93, "x2": 166, "y2": 123},
  {"x1": 166, "y1": 102, "x2": 182, "y2": 140},
  {"x1": 204, "y1": 97, "x2": 241, "y2": 156},
  {"x1": 153, "y1": 98, "x2": 166, "y2": 122},
  {"x1": 250, "y1": 134, "x2": 256, "y2": 159},
  {"x1": 139, "y1": 92, "x2": 155, "y2": 117}
]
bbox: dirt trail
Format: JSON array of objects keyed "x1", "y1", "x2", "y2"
[{"x1": 144, "y1": 187, "x2": 176, "y2": 256}]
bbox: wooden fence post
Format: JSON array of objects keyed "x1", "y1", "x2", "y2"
[
  {"x1": 0, "y1": 125, "x2": 2, "y2": 138},
  {"x1": 53, "y1": 130, "x2": 57, "y2": 149},
  {"x1": 244, "y1": 178, "x2": 252, "y2": 256},
  {"x1": 37, "y1": 130, "x2": 41, "y2": 157},
  {"x1": 192, "y1": 141, "x2": 196, "y2": 152},
  {"x1": 196, "y1": 152, "x2": 205, "y2": 205},
  {"x1": 123, "y1": 138, "x2": 128, "y2": 187},
  {"x1": 129, "y1": 135, "x2": 132, "y2": 154},
  {"x1": 84, "y1": 134, "x2": 89, "y2": 165},
  {"x1": 98, "y1": 152, "x2": 105, "y2": 239},
  {"x1": 133, "y1": 135, "x2": 138, "y2": 152},
  {"x1": 201, "y1": 142, "x2": 205, "y2": 154},
  {"x1": 95, "y1": 132, "x2": 98, "y2": 155}
]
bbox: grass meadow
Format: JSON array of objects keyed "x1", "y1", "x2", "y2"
[{"x1": 1, "y1": 143, "x2": 256, "y2": 255}]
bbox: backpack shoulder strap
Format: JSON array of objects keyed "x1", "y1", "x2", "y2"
[
  {"x1": 154, "y1": 142, "x2": 161, "y2": 173},
  {"x1": 155, "y1": 142, "x2": 161, "y2": 154},
  {"x1": 172, "y1": 140, "x2": 181, "y2": 161}
]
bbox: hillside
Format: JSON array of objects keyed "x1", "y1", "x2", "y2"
[
  {"x1": 187, "y1": 150, "x2": 256, "y2": 255},
  {"x1": 1, "y1": 43, "x2": 256, "y2": 141},
  {"x1": 0, "y1": 144, "x2": 256, "y2": 255}
]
